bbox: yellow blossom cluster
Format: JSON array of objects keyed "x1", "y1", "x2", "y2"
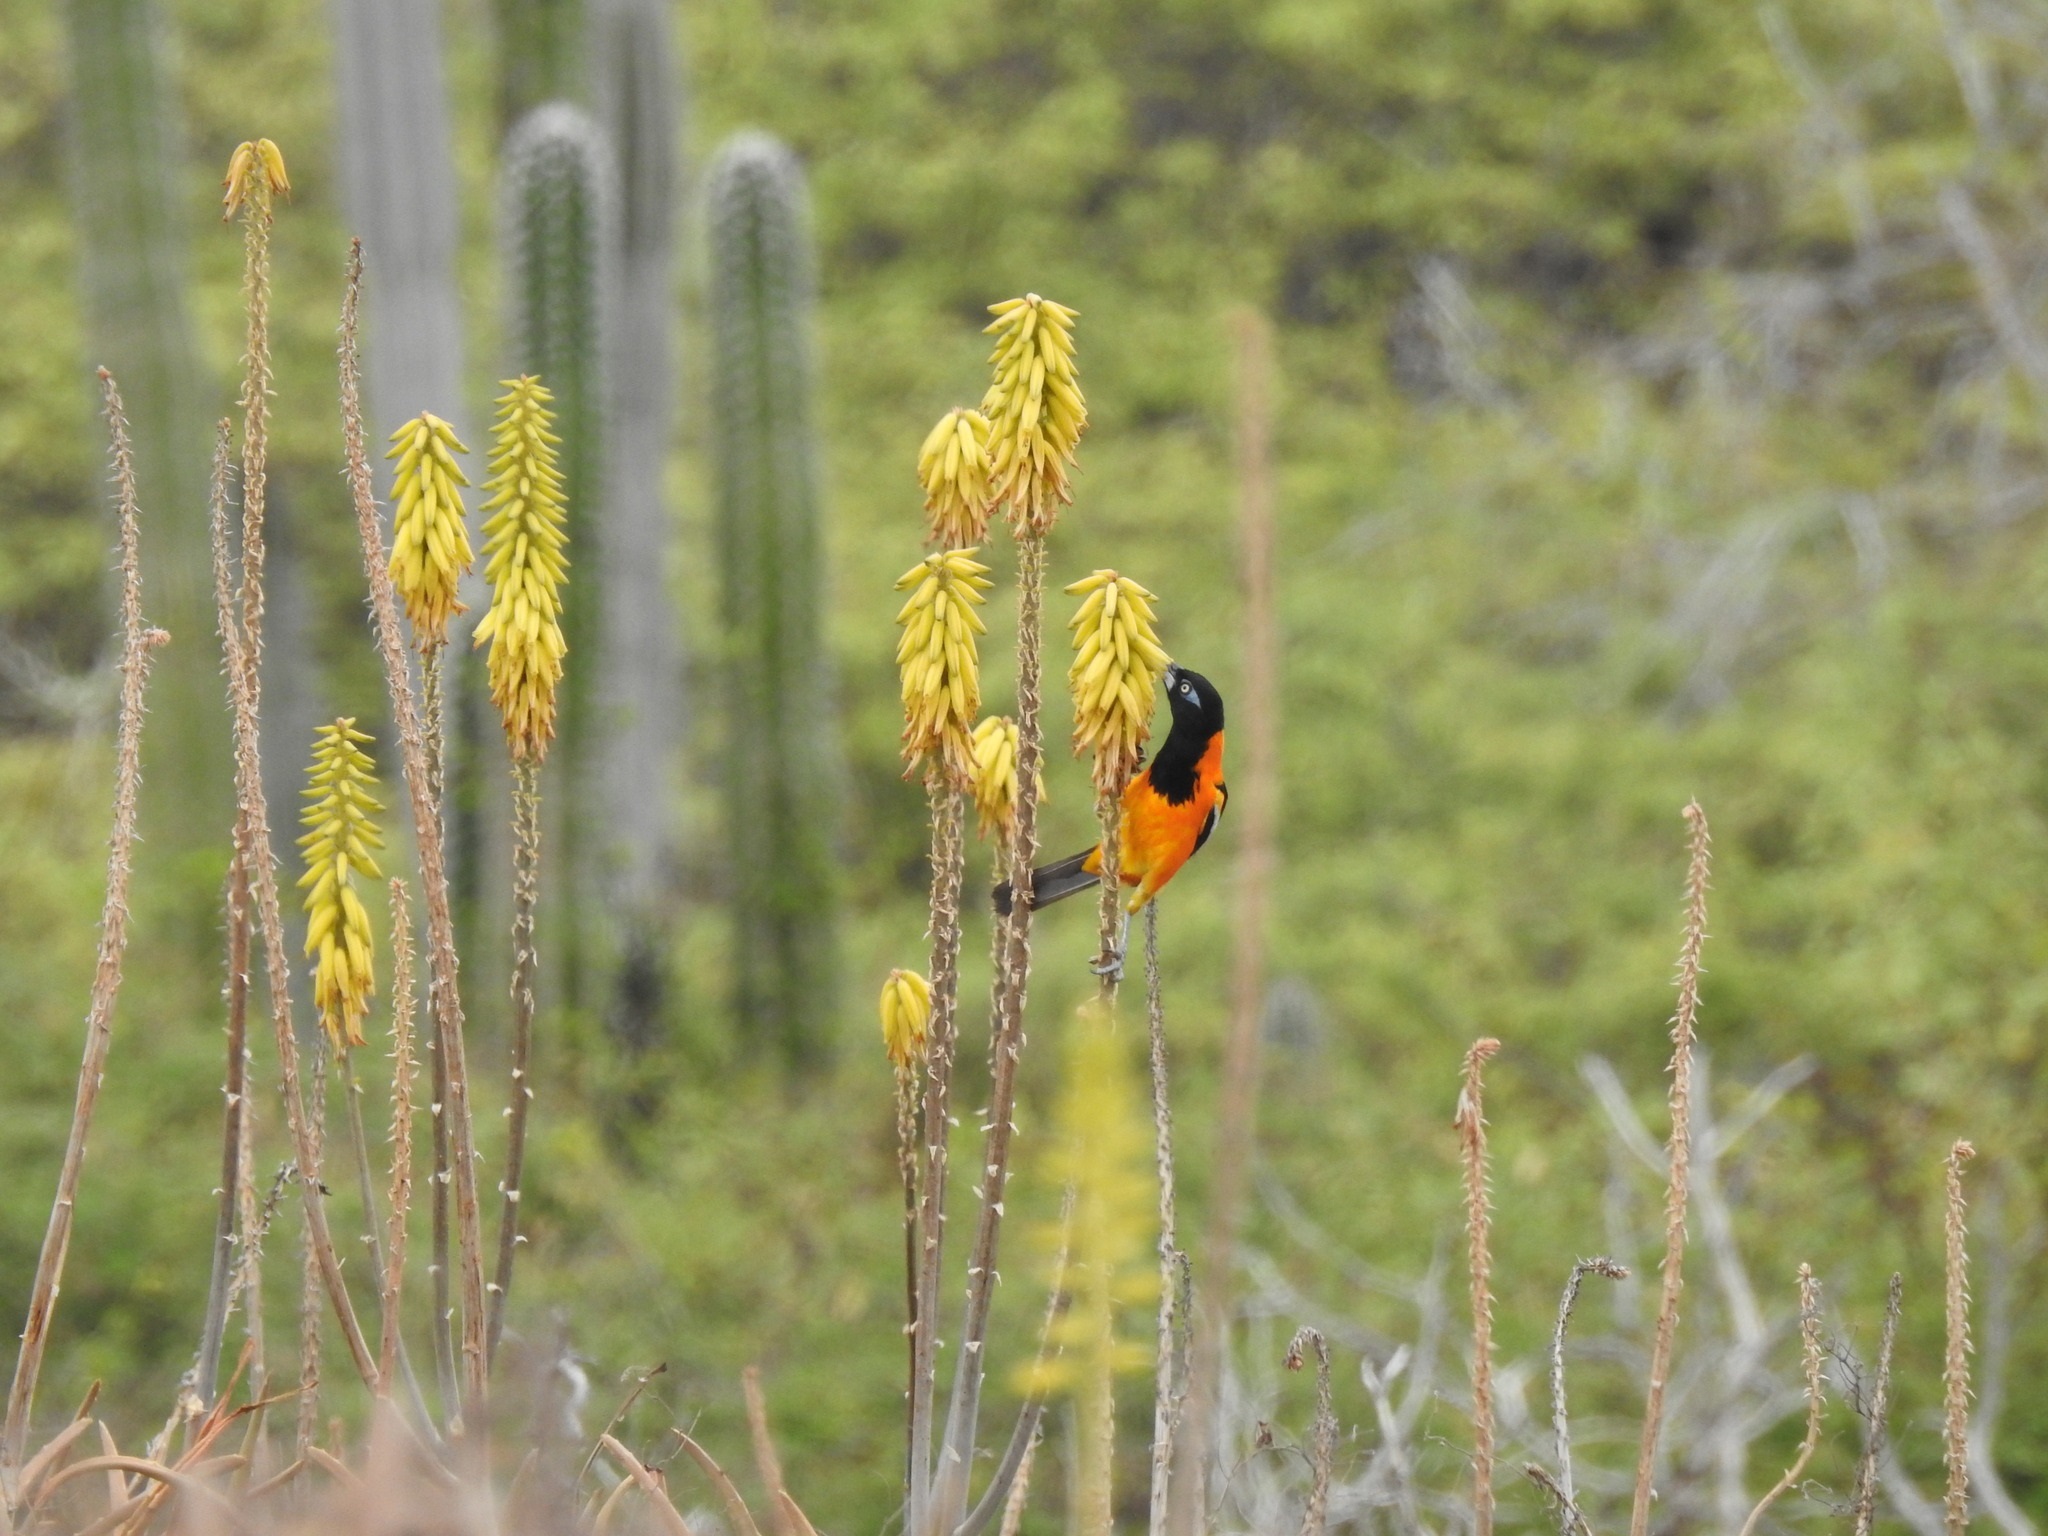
[
  {"x1": 473, "y1": 377, "x2": 570, "y2": 762},
  {"x1": 1066, "y1": 570, "x2": 1167, "y2": 794},
  {"x1": 385, "y1": 413, "x2": 474, "y2": 649},
  {"x1": 894, "y1": 549, "x2": 992, "y2": 784},
  {"x1": 298, "y1": 719, "x2": 383, "y2": 1049},
  {"x1": 982, "y1": 295, "x2": 1084, "y2": 535}
]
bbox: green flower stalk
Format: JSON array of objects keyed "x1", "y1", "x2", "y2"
[
  {"x1": 474, "y1": 375, "x2": 570, "y2": 762},
  {"x1": 298, "y1": 719, "x2": 384, "y2": 1050},
  {"x1": 386, "y1": 412, "x2": 474, "y2": 649},
  {"x1": 982, "y1": 295, "x2": 1084, "y2": 536}
]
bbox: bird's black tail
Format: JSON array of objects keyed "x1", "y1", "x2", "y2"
[{"x1": 992, "y1": 848, "x2": 1100, "y2": 917}]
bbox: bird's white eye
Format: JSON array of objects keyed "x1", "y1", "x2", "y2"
[{"x1": 1180, "y1": 682, "x2": 1194, "y2": 698}]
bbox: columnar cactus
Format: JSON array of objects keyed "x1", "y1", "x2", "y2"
[
  {"x1": 594, "y1": 0, "x2": 684, "y2": 1050},
  {"x1": 706, "y1": 130, "x2": 839, "y2": 1070},
  {"x1": 501, "y1": 101, "x2": 610, "y2": 1005}
]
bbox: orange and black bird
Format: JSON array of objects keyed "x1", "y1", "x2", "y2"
[{"x1": 995, "y1": 664, "x2": 1227, "y2": 930}]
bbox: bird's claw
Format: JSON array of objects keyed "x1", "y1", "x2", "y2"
[{"x1": 1090, "y1": 950, "x2": 1125, "y2": 984}]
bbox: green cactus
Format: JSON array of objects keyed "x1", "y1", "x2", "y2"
[
  {"x1": 706, "y1": 130, "x2": 839, "y2": 1071},
  {"x1": 501, "y1": 101, "x2": 610, "y2": 1008},
  {"x1": 593, "y1": 0, "x2": 683, "y2": 1054},
  {"x1": 62, "y1": 0, "x2": 221, "y2": 840}
]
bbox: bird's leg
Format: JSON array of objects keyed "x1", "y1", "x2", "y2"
[{"x1": 1090, "y1": 910, "x2": 1132, "y2": 983}]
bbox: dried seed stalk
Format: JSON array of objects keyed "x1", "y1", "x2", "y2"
[
  {"x1": 1455, "y1": 1038, "x2": 1503, "y2": 1536},
  {"x1": 1736, "y1": 1265, "x2": 1825, "y2": 1536},
  {"x1": 489, "y1": 758, "x2": 544, "y2": 1360},
  {"x1": 1630, "y1": 801, "x2": 1711, "y2": 1536},
  {"x1": 2, "y1": 371, "x2": 167, "y2": 1474},
  {"x1": 1850, "y1": 1273, "x2": 1904, "y2": 1536},
  {"x1": 340, "y1": 242, "x2": 486, "y2": 1420},
  {"x1": 1944, "y1": 1142, "x2": 1977, "y2": 1536}
]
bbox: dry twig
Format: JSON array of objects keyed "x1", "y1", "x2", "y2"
[
  {"x1": 340, "y1": 242, "x2": 486, "y2": 1420},
  {"x1": 1850, "y1": 1273, "x2": 1905, "y2": 1536},
  {"x1": 1455, "y1": 1037, "x2": 1503, "y2": 1536},
  {"x1": 1945, "y1": 1142, "x2": 1977, "y2": 1536},
  {"x1": 743, "y1": 1366, "x2": 794, "y2": 1536},
  {"x1": 1736, "y1": 1265, "x2": 1825, "y2": 1536},
  {"x1": 1630, "y1": 801, "x2": 1711, "y2": 1536},
  {"x1": 381, "y1": 880, "x2": 419, "y2": 1390},
  {"x1": 1548, "y1": 1257, "x2": 1628, "y2": 1530},
  {"x1": 2, "y1": 371, "x2": 167, "y2": 1477},
  {"x1": 1285, "y1": 1328, "x2": 1335, "y2": 1536}
]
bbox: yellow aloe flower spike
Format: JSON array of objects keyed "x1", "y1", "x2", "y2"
[
  {"x1": 297, "y1": 718, "x2": 384, "y2": 1050},
  {"x1": 879, "y1": 968, "x2": 932, "y2": 1071},
  {"x1": 222, "y1": 137, "x2": 291, "y2": 220},
  {"x1": 982, "y1": 294, "x2": 1084, "y2": 536},
  {"x1": 917, "y1": 406, "x2": 995, "y2": 549},
  {"x1": 970, "y1": 715, "x2": 1044, "y2": 843},
  {"x1": 472, "y1": 376, "x2": 570, "y2": 762},
  {"x1": 1065, "y1": 569, "x2": 1167, "y2": 795},
  {"x1": 894, "y1": 548, "x2": 993, "y2": 784},
  {"x1": 385, "y1": 412, "x2": 474, "y2": 649}
]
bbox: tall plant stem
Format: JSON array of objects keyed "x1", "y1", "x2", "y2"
[
  {"x1": 237, "y1": 187, "x2": 274, "y2": 660},
  {"x1": 490, "y1": 757, "x2": 544, "y2": 1362},
  {"x1": 194, "y1": 844, "x2": 254, "y2": 1408},
  {"x1": 931, "y1": 531, "x2": 1047, "y2": 1536},
  {"x1": 1146, "y1": 902, "x2": 1184, "y2": 1536},
  {"x1": 1181, "y1": 308, "x2": 1278, "y2": 1536},
  {"x1": 379, "y1": 879, "x2": 420, "y2": 1394},
  {"x1": 1, "y1": 371, "x2": 165, "y2": 1478},
  {"x1": 207, "y1": 424, "x2": 380, "y2": 1398},
  {"x1": 420, "y1": 644, "x2": 458, "y2": 1418},
  {"x1": 296, "y1": 1049, "x2": 330, "y2": 1457},
  {"x1": 339, "y1": 1039, "x2": 436, "y2": 1435},
  {"x1": 898, "y1": 1061, "x2": 922, "y2": 1501},
  {"x1": 910, "y1": 774, "x2": 966, "y2": 1530},
  {"x1": 1092, "y1": 793, "x2": 1123, "y2": 1000},
  {"x1": 340, "y1": 243, "x2": 486, "y2": 1423},
  {"x1": 1629, "y1": 801, "x2": 1712, "y2": 1536},
  {"x1": 1456, "y1": 1038, "x2": 1503, "y2": 1536},
  {"x1": 1943, "y1": 1141, "x2": 1977, "y2": 1536}
]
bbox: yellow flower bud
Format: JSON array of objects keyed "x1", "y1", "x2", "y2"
[
  {"x1": 879, "y1": 968, "x2": 932, "y2": 1070},
  {"x1": 982, "y1": 295, "x2": 1084, "y2": 536},
  {"x1": 385, "y1": 412, "x2": 474, "y2": 649},
  {"x1": 1065, "y1": 570, "x2": 1167, "y2": 795},
  {"x1": 970, "y1": 715, "x2": 1044, "y2": 843},
  {"x1": 894, "y1": 548, "x2": 993, "y2": 784},
  {"x1": 222, "y1": 138, "x2": 290, "y2": 220},
  {"x1": 472, "y1": 377, "x2": 570, "y2": 762},
  {"x1": 917, "y1": 407, "x2": 994, "y2": 549},
  {"x1": 297, "y1": 718, "x2": 383, "y2": 1050}
]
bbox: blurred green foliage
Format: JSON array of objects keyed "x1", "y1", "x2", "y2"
[{"x1": 3, "y1": 0, "x2": 2048, "y2": 1526}]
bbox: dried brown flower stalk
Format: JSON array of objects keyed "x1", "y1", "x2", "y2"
[
  {"x1": 208, "y1": 416, "x2": 379, "y2": 1398},
  {"x1": 1285, "y1": 1328, "x2": 1336, "y2": 1536},
  {"x1": 1455, "y1": 1038, "x2": 1503, "y2": 1536},
  {"x1": 1850, "y1": 1273, "x2": 1905, "y2": 1536},
  {"x1": 1736, "y1": 1265, "x2": 1825, "y2": 1536},
  {"x1": 340, "y1": 241, "x2": 487, "y2": 1421},
  {"x1": 1630, "y1": 801, "x2": 1711, "y2": 1536},
  {"x1": 1547, "y1": 1257, "x2": 1629, "y2": 1528},
  {"x1": 380, "y1": 879, "x2": 419, "y2": 1391},
  {"x1": 1944, "y1": 1141, "x2": 1977, "y2": 1536},
  {"x1": 1147, "y1": 903, "x2": 1183, "y2": 1536},
  {"x1": 2, "y1": 371, "x2": 168, "y2": 1474}
]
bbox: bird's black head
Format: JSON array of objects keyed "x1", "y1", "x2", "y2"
[{"x1": 1162, "y1": 663, "x2": 1224, "y2": 740}]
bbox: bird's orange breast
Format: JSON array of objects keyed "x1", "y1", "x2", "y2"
[{"x1": 1101, "y1": 730, "x2": 1225, "y2": 910}]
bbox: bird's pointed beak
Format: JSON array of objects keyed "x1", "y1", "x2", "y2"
[{"x1": 1164, "y1": 663, "x2": 1181, "y2": 691}]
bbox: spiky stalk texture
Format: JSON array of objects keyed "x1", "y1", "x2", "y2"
[
  {"x1": 1945, "y1": 1141, "x2": 1977, "y2": 1536},
  {"x1": 1630, "y1": 801, "x2": 1712, "y2": 1536},
  {"x1": 299, "y1": 719, "x2": 385, "y2": 1050},
  {"x1": 503, "y1": 102, "x2": 608, "y2": 1004},
  {"x1": 342, "y1": 243, "x2": 486, "y2": 1422},
  {"x1": 1736, "y1": 1266, "x2": 1825, "y2": 1536},
  {"x1": 1146, "y1": 902, "x2": 1185, "y2": 1536},
  {"x1": 224, "y1": 139, "x2": 287, "y2": 660},
  {"x1": 209, "y1": 418, "x2": 380, "y2": 1397},
  {"x1": 707, "y1": 130, "x2": 839, "y2": 1069},
  {"x1": 488, "y1": 758, "x2": 544, "y2": 1361},
  {"x1": 2, "y1": 371, "x2": 166, "y2": 1476},
  {"x1": 474, "y1": 377, "x2": 570, "y2": 762},
  {"x1": 386, "y1": 413, "x2": 474, "y2": 649},
  {"x1": 380, "y1": 878, "x2": 419, "y2": 1391},
  {"x1": 1456, "y1": 1038, "x2": 1503, "y2": 1536}
]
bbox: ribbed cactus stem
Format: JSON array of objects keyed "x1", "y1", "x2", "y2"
[
  {"x1": 706, "y1": 130, "x2": 839, "y2": 1071},
  {"x1": 502, "y1": 101, "x2": 611, "y2": 1007},
  {"x1": 594, "y1": 0, "x2": 683, "y2": 1049}
]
